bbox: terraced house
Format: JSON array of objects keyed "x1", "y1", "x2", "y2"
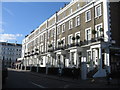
[{"x1": 21, "y1": 0, "x2": 120, "y2": 79}]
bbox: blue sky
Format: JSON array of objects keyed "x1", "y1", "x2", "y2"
[{"x1": 0, "y1": 2, "x2": 69, "y2": 44}]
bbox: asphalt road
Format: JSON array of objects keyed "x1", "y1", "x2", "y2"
[
  {"x1": 2, "y1": 68, "x2": 120, "y2": 89},
  {"x1": 2, "y1": 69, "x2": 82, "y2": 88}
]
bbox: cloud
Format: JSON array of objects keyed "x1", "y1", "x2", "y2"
[
  {"x1": 3, "y1": 7, "x2": 14, "y2": 16},
  {"x1": 0, "y1": 33, "x2": 23, "y2": 42}
]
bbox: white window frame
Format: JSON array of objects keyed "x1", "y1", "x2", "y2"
[
  {"x1": 51, "y1": 29, "x2": 53, "y2": 37},
  {"x1": 95, "y1": 4, "x2": 102, "y2": 18},
  {"x1": 47, "y1": 42, "x2": 49, "y2": 49},
  {"x1": 44, "y1": 32, "x2": 47, "y2": 40},
  {"x1": 86, "y1": 0, "x2": 92, "y2": 4},
  {"x1": 41, "y1": 34, "x2": 44, "y2": 42},
  {"x1": 68, "y1": 34, "x2": 73, "y2": 45},
  {"x1": 77, "y1": 3, "x2": 80, "y2": 9},
  {"x1": 70, "y1": 8, "x2": 73, "y2": 14},
  {"x1": 85, "y1": 10, "x2": 91, "y2": 22},
  {"x1": 57, "y1": 26, "x2": 60, "y2": 35},
  {"x1": 75, "y1": 16, "x2": 80, "y2": 27},
  {"x1": 51, "y1": 40, "x2": 54, "y2": 48},
  {"x1": 69, "y1": 19, "x2": 73, "y2": 30},
  {"x1": 95, "y1": 23, "x2": 103, "y2": 38},
  {"x1": 87, "y1": 50, "x2": 91, "y2": 62},
  {"x1": 57, "y1": 39, "x2": 60, "y2": 47},
  {"x1": 40, "y1": 35, "x2": 42, "y2": 42},
  {"x1": 51, "y1": 28, "x2": 55, "y2": 37},
  {"x1": 62, "y1": 23, "x2": 65, "y2": 33},
  {"x1": 75, "y1": 31, "x2": 80, "y2": 43},
  {"x1": 48, "y1": 30, "x2": 50, "y2": 39},
  {"x1": 85, "y1": 27, "x2": 92, "y2": 41},
  {"x1": 53, "y1": 28, "x2": 55, "y2": 37}
]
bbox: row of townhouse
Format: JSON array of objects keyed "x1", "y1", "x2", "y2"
[{"x1": 21, "y1": 0, "x2": 120, "y2": 78}]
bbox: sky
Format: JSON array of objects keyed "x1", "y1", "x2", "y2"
[{"x1": 0, "y1": 2, "x2": 69, "y2": 44}]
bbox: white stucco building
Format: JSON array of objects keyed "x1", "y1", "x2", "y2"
[
  {"x1": 0, "y1": 42, "x2": 22, "y2": 67},
  {"x1": 21, "y1": 0, "x2": 120, "y2": 79}
]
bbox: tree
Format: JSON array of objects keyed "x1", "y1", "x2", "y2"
[
  {"x1": 72, "y1": 36, "x2": 75, "y2": 41},
  {"x1": 35, "y1": 48, "x2": 38, "y2": 51},
  {"x1": 92, "y1": 29, "x2": 97, "y2": 39},
  {"x1": 58, "y1": 41, "x2": 61, "y2": 45},
  {"x1": 99, "y1": 28, "x2": 103, "y2": 32},
  {"x1": 48, "y1": 44, "x2": 52, "y2": 48},
  {"x1": 60, "y1": 40, "x2": 64, "y2": 50},
  {"x1": 72, "y1": 36, "x2": 75, "y2": 45},
  {"x1": 76, "y1": 35, "x2": 80, "y2": 45},
  {"x1": 32, "y1": 50, "x2": 34, "y2": 53},
  {"x1": 99, "y1": 28, "x2": 104, "y2": 37},
  {"x1": 61, "y1": 40, "x2": 64, "y2": 45}
]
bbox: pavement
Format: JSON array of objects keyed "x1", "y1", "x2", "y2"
[{"x1": 7, "y1": 68, "x2": 120, "y2": 88}]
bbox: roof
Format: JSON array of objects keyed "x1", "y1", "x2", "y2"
[{"x1": 0, "y1": 42, "x2": 22, "y2": 46}]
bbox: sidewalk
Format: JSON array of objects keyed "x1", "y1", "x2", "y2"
[{"x1": 29, "y1": 71, "x2": 120, "y2": 88}]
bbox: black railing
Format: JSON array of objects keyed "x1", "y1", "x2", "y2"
[
  {"x1": 48, "y1": 48, "x2": 54, "y2": 52},
  {"x1": 47, "y1": 37, "x2": 104, "y2": 52}
]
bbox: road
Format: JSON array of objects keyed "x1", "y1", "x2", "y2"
[
  {"x1": 2, "y1": 68, "x2": 120, "y2": 89},
  {"x1": 2, "y1": 69, "x2": 82, "y2": 88}
]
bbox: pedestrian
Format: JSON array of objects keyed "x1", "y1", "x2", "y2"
[
  {"x1": 58, "y1": 68, "x2": 62, "y2": 77},
  {"x1": 106, "y1": 69, "x2": 111, "y2": 85},
  {"x1": 76, "y1": 68, "x2": 79, "y2": 80},
  {"x1": 72, "y1": 67, "x2": 76, "y2": 80}
]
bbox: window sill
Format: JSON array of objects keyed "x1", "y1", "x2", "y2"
[
  {"x1": 95, "y1": 14, "x2": 102, "y2": 19},
  {"x1": 69, "y1": 27, "x2": 73, "y2": 30},
  {"x1": 85, "y1": 19, "x2": 91, "y2": 23},
  {"x1": 75, "y1": 24, "x2": 80, "y2": 27}
]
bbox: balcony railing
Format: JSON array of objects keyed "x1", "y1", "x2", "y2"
[
  {"x1": 47, "y1": 37, "x2": 104, "y2": 52},
  {"x1": 82, "y1": 37, "x2": 104, "y2": 45}
]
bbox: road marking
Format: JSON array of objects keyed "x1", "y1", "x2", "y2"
[{"x1": 30, "y1": 82, "x2": 46, "y2": 88}]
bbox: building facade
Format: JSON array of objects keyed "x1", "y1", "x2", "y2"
[
  {"x1": 22, "y1": 0, "x2": 120, "y2": 78},
  {"x1": 0, "y1": 42, "x2": 22, "y2": 67}
]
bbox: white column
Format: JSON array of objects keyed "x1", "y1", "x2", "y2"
[
  {"x1": 75, "y1": 52, "x2": 79, "y2": 68},
  {"x1": 46, "y1": 56, "x2": 48, "y2": 74},
  {"x1": 21, "y1": 64, "x2": 23, "y2": 70},
  {"x1": 105, "y1": 48, "x2": 110, "y2": 73},
  {"x1": 70, "y1": 52, "x2": 72, "y2": 67},
  {"x1": 103, "y1": 0, "x2": 110, "y2": 42},
  {"x1": 28, "y1": 58, "x2": 29, "y2": 66},
  {"x1": 24, "y1": 59, "x2": 27, "y2": 70},
  {"x1": 17, "y1": 65, "x2": 19, "y2": 69},
  {"x1": 56, "y1": 56, "x2": 58, "y2": 67},
  {"x1": 99, "y1": 47, "x2": 102, "y2": 70},
  {"x1": 91, "y1": 49, "x2": 94, "y2": 69},
  {"x1": 60, "y1": 55, "x2": 63, "y2": 68}
]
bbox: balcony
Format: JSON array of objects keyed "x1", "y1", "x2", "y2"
[
  {"x1": 81, "y1": 37, "x2": 104, "y2": 46},
  {"x1": 48, "y1": 48, "x2": 54, "y2": 52}
]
